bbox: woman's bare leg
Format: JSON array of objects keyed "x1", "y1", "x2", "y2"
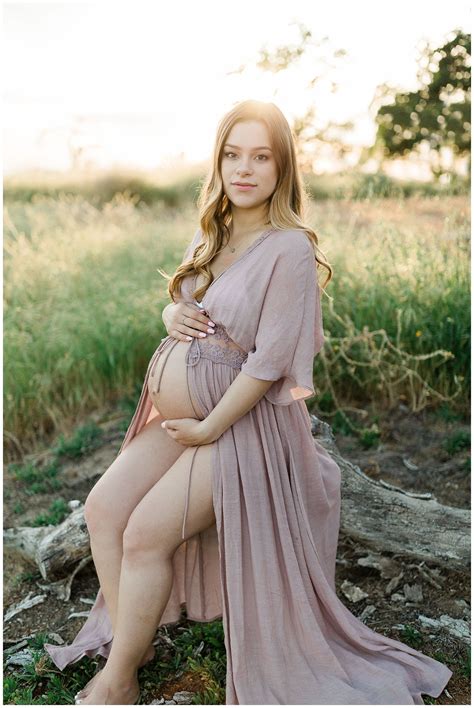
[
  {"x1": 76, "y1": 415, "x2": 187, "y2": 699},
  {"x1": 83, "y1": 415, "x2": 185, "y2": 632},
  {"x1": 80, "y1": 441, "x2": 216, "y2": 705}
]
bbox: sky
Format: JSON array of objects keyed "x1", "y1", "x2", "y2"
[{"x1": 2, "y1": 0, "x2": 471, "y2": 176}]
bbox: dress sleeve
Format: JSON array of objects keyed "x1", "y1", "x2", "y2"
[{"x1": 240, "y1": 237, "x2": 325, "y2": 406}]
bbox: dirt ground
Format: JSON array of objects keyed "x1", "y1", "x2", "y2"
[{"x1": 4, "y1": 402, "x2": 471, "y2": 704}]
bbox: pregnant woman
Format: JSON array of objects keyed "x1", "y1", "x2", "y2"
[{"x1": 45, "y1": 99, "x2": 452, "y2": 705}]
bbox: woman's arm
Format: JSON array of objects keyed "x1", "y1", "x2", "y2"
[
  {"x1": 200, "y1": 372, "x2": 274, "y2": 443},
  {"x1": 199, "y1": 236, "x2": 320, "y2": 443}
]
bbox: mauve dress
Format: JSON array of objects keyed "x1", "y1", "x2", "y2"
[{"x1": 45, "y1": 227, "x2": 453, "y2": 704}]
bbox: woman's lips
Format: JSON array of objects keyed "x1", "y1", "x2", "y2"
[{"x1": 233, "y1": 184, "x2": 256, "y2": 191}]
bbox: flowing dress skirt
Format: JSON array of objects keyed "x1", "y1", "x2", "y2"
[{"x1": 45, "y1": 331, "x2": 453, "y2": 704}]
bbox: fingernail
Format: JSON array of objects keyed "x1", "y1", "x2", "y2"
[
  {"x1": 186, "y1": 336, "x2": 192, "y2": 341},
  {"x1": 199, "y1": 332, "x2": 207, "y2": 337},
  {"x1": 208, "y1": 321, "x2": 215, "y2": 327},
  {"x1": 207, "y1": 328, "x2": 215, "y2": 334}
]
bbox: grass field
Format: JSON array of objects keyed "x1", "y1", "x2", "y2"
[{"x1": 4, "y1": 179, "x2": 470, "y2": 460}]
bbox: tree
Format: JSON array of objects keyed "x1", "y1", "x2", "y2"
[
  {"x1": 226, "y1": 22, "x2": 353, "y2": 174},
  {"x1": 370, "y1": 29, "x2": 471, "y2": 180}
]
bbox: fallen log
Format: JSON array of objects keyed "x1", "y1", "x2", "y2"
[{"x1": 311, "y1": 416, "x2": 470, "y2": 571}]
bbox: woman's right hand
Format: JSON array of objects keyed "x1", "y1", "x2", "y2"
[{"x1": 162, "y1": 302, "x2": 216, "y2": 342}]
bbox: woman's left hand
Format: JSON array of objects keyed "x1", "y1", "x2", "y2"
[{"x1": 160, "y1": 417, "x2": 216, "y2": 445}]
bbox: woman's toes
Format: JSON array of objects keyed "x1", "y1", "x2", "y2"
[
  {"x1": 75, "y1": 670, "x2": 102, "y2": 700},
  {"x1": 81, "y1": 678, "x2": 139, "y2": 705},
  {"x1": 74, "y1": 644, "x2": 152, "y2": 702}
]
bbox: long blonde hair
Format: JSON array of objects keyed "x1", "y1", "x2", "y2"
[{"x1": 165, "y1": 99, "x2": 333, "y2": 303}]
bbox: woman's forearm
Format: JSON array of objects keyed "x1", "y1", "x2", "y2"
[{"x1": 202, "y1": 372, "x2": 274, "y2": 441}]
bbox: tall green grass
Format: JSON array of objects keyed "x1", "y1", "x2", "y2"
[
  {"x1": 4, "y1": 194, "x2": 197, "y2": 456},
  {"x1": 4, "y1": 189, "x2": 470, "y2": 459},
  {"x1": 309, "y1": 195, "x2": 469, "y2": 429}
]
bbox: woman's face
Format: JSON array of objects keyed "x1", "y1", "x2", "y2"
[{"x1": 220, "y1": 120, "x2": 278, "y2": 212}]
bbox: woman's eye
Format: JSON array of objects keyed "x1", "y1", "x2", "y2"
[{"x1": 223, "y1": 152, "x2": 267, "y2": 161}]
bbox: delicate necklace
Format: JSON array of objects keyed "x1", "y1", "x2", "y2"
[{"x1": 226, "y1": 223, "x2": 271, "y2": 253}]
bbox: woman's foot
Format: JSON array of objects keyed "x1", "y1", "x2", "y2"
[
  {"x1": 77, "y1": 672, "x2": 140, "y2": 705},
  {"x1": 74, "y1": 644, "x2": 154, "y2": 702}
]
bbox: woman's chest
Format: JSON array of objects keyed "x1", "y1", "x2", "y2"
[{"x1": 194, "y1": 251, "x2": 239, "y2": 291}]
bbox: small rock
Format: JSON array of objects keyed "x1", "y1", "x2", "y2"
[
  {"x1": 385, "y1": 571, "x2": 404, "y2": 595},
  {"x1": 418, "y1": 615, "x2": 443, "y2": 630},
  {"x1": 391, "y1": 593, "x2": 406, "y2": 603},
  {"x1": 150, "y1": 700, "x2": 165, "y2": 705},
  {"x1": 418, "y1": 614, "x2": 470, "y2": 644},
  {"x1": 68, "y1": 500, "x2": 82, "y2": 510},
  {"x1": 341, "y1": 580, "x2": 369, "y2": 603},
  {"x1": 3, "y1": 639, "x2": 28, "y2": 654},
  {"x1": 454, "y1": 599, "x2": 471, "y2": 618},
  {"x1": 357, "y1": 553, "x2": 399, "y2": 579},
  {"x1": 5, "y1": 648, "x2": 34, "y2": 667},
  {"x1": 173, "y1": 691, "x2": 196, "y2": 704},
  {"x1": 358, "y1": 605, "x2": 376, "y2": 623},
  {"x1": 403, "y1": 583, "x2": 423, "y2": 603},
  {"x1": 47, "y1": 632, "x2": 64, "y2": 645}
]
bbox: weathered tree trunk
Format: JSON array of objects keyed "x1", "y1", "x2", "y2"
[
  {"x1": 311, "y1": 417, "x2": 469, "y2": 571},
  {"x1": 4, "y1": 506, "x2": 90, "y2": 580}
]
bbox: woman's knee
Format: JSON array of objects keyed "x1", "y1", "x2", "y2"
[
  {"x1": 120, "y1": 444, "x2": 215, "y2": 561},
  {"x1": 122, "y1": 511, "x2": 176, "y2": 562},
  {"x1": 83, "y1": 475, "x2": 126, "y2": 537}
]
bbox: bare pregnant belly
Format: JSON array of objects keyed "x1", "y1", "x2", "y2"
[
  {"x1": 147, "y1": 327, "x2": 248, "y2": 421},
  {"x1": 148, "y1": 339, "x2": 199, "y2": 420}
]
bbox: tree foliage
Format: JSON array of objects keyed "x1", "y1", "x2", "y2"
[{"x1": 372, "y1": 29, "x2": 471, "y2": 179}]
